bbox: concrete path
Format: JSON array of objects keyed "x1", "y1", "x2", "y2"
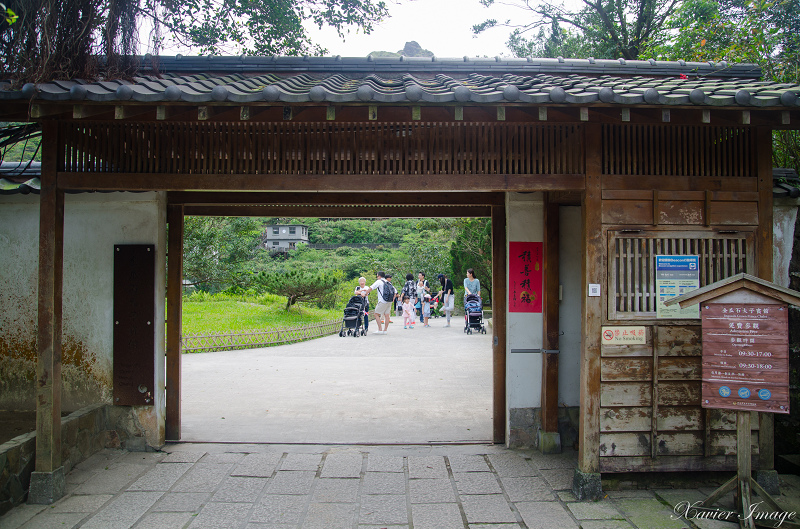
[
  {"x1": 181, "y1": 317, "x2": 493, "y2": 444},
  {"x1": 3, "y1": 443, "x2": 800, "y2": 529}
]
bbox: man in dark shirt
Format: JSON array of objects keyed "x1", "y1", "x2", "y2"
[{"x1": 437, "y1": 273, "x2": 455, "y2": 327}]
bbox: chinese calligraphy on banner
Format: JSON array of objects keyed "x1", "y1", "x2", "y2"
[{"x1": 509, "y1": 241, "x2": 543, "y2": 313}]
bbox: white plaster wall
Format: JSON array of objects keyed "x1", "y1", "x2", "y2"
[
  {"x1": 505, "y1": 193, "x2": 544, "y2": 426},
  {"x1": 0, "y1": 192, "x2": 166, "y2": 445},
  {"x1": 773, "y1": 200, "x2": 799, "y2": 288},
  {"x1": 558, "y1": 206, "x2": 582, "y2": 406}
]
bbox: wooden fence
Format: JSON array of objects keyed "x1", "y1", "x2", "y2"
[{"x1": 181, "y1": 319, "x2": 341, "y2": 353}]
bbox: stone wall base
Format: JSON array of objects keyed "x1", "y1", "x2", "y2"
[{"x1": 508, "y1": 406, "x2": 579, "y2": 450}]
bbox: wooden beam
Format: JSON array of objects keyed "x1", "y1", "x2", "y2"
[
  {"x1": 59, "y1": 172, "x2": 587, "y2": 193},
  {"x1": 168, "y1": 191, "x2": 506, "y2": 207},
  {"x1": 36, "y1": 121, "x2": 64, "y2": 474},
  {"x1": 73, "y1": 104, "x2": 110, "y2": 120},
  {"x1": 579, "y1": 122, "x2": 603, "y2": 474},
  {"x1": 755, "y1": 126, "x2": 775, "y2": 472},
  {"x1": 541, "y1": 197, "x2": 560, "y2": 434},
  {"x1": 492, "y1": 204, "x2": 507, "y2": 444},
  {"x1": 183, "y1": 204, "x2": 493, "y2": 218},
  {"x1": 165, "y1": 205, "x2": 183, "y2": 441}
]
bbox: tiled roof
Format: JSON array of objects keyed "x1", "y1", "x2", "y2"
[{"x1": 1, "y1": 55, "x2": 798, "y2": 108}]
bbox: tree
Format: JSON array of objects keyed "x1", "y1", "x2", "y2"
[
  {"x1": 474, "y1": 0, "x2": 679, "y2": 60},
  {"x1": 256, "y1": 268, "x2": 342, "y2": 310},
  {"x1": 449, "y1": 218, "x2": 493, "y2": 301},
  {"x1": 183, "y1": 216, "x2": 263, "y2": 292}
]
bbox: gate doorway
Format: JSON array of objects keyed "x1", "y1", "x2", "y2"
[{"x1": 166, "y1": 192, "x2": 507, "y2": 444}]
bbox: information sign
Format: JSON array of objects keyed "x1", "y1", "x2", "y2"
[
  {"x1": 601, "y1": 326, "x2": 647, "y2": 345},
  {"x1": 701, "y1": 303, "x2": 790, "y2": 414},
  {"x1": 508, "y1": 242, "x2": 543, "y2": 313},
  {"x1": 656, "y1": 255, "x2": 700, "y2": 319}
]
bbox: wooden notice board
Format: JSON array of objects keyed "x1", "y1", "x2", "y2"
[{"x1": 701, "y1": 303, "x2": 790, "y2": 414}]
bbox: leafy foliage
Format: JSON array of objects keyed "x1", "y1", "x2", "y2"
[
  {"x1": 449, "y1": 218, "x2": 492, "y2": 301},
  {"x1": 475, "y1": 0, "x2": 679, "y2": 59},
  {"x1": 183, "y1": 216, "x2": 263, "y2": 292},
  {"x1": 255, "y1": 268, "x2": 342, "y2": 310}
]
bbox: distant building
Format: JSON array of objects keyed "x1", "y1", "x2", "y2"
[{"x1": 262, "y1": 224, "x2": 309, "y2": 251}]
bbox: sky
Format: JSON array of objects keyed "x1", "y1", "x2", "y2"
[
  {"x1": 153, "y1": 0, "x2": 534, "y2": 59},
  {"x1": 308, "y1": 0, "x2": 527, "y2": 59}
]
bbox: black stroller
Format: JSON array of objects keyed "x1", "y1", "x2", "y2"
[
  {"x1": 339, "y1": 295, "x2": 367, "y2": 337},
  {"x1": 463, "y1": 293, "x2": 486, "y2": 335}
]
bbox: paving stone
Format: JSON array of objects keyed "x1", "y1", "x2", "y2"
[
  {"x1": 363, "y1": 472, "x2": 406, "y2": 495},
  {"x1": 135, "y1": 512, "x2": 196, "y2": 529},
  {"x1": 469, "y1": 525, "x2": 523, "y2": 529},
  {"x1": 411, "y1": 503, "x2": 464, "y2": 529},
  {"x1": 653, "y1": 490, "x2": 738, "y2": 529},
  {"x1": 605, "y1": 490, "x2": 656, "y2": 499},
  {"x1": 0, "y1": 503, "x2": 46, "y2": 529},
  {"x1": 200, "y1": 452, "x2": 246, "y2": 464},
  {"x1": 211, "y1": 476, "x2": 268, "y2": 503},
  {"x1": 614, "y1": 497, "x2": 689, "y2": 529},
  {"x1": 515, "y1": 501, "x2": 579, "y2": 529},
  {"x1": 17, "y1": 512, "x2": 86, "y2": 529},
  {"x1": 579, "y1": 521, "x2": 636, "y2": 529},
  {"x1": 455, "y1": 472, "x2": 503, "y2": 495},
  {"x1": 281, "y1": 453, "x2": 322, "y2": 471},
  {"x1": 302, "y1": 502, "x2": 357, "y2": 529},
  {"x1": 127, "y1": 462, "x2": 193, "y2": 491},
  {"x1": 49, "y1": 494, "x2": 113, "y2": 513},
  {"x1": 540, "y1": 468, "x2": 574, "y2": 491},
  {"x1": 188, "y1": 501, "x2": 252, "y2": 529},
  {"x1": 408, "y1": 456, "x2": 448, "y2": 479},
  {"x1": 320, "y1": 453, "x2": 363, "y2": 478},
  {"x1": 366, "y1": 455, "x2": 404, "y2": 473},
  {"x1": 114, "y1": 452, "x2": 167, "y2": 467},
  {"x1": 486, "y1": 454, "x2": 537, "y2": 477},
  {"x1": 72, "y1": 463, "x2": 147, "y2": 494},
  {"x1": 245, "y1": 524, "x2": 296, "y2": 529},
  {"x1": 557, "y1": 491, "x2": 577, "y2": 502},
  {"x1": 448, "y1": 455, "x2": 491, "y2": 473},
  {"x1": 312, "y1": 478, "x2": 360, "y2": 502},
  {"x1": 358, "y1": 526, "x2": 409, "y2": 529},
  {"x1": 161, "y1": 451, "x2": 207, "y2": 464},
  {"x1": 64, "y1": 468, "x2": 93, "y2": 485},
  {"x1": 409, "y1": 479, "x2": 457, "y2": 503},
  {"x1": 251, "y1": 495, "x2": 308, "y2": 524},
  {"x1": 232, "y1": 453, "x2": 282, "y2": 478},
  {"x1": 74, "y1": 449, "x2": 126, "y2": 472},
  {"x1": 526, "y1": 451, "x2": 578, "y2": 470},
  {"x1": 267, "y1": 471, "x2": 315, "y2": 495},
  {"x1": 151, "y1": 492, "x2": 210, "y2": 512},
  {"x1": 500, "y1": 477, "x2": 555, "y2": 502},
  {"x1": 172, "y1": 463, "x2": 235, "y2": 493},
  {"x1": 80, "y1": 491, "x2": 163, "y2": 529},
  {"x1": 566, "y1": 501, "x2": 625, "y2": 520},
  {"x1": 461, "y1": 495, "x2": 517, "y2": 524},
  {"x1": 359, "y1": 494, "x2": 408, "y2": 525}
]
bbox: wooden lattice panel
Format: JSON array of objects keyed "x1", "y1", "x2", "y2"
[
  {"x1": 61, "y1": 122, "x2": 584, "y2": 175},
  {"x1": 601, "y1": 124, "x2": 753, "y2": 177}
]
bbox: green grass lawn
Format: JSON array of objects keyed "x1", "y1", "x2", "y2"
[{"x1": 182, "y1": 293, "x2": 341, "y2": 335}]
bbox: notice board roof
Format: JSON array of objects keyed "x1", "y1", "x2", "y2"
[{"x1": 665, "y1": 273, "x2": 800, "y2": 308}]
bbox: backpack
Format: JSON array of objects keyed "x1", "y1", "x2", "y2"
[
  {"x1": 402, "y1": 280, "x2": 416, "y2": 299},
  {"x1": 381, "y1": 280, "x2": 396, "y2": 302}
]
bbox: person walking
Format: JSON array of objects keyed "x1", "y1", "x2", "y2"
[
  {"x1": 464, "y1": 268, "x2": 481, "y2": 299},
  {"x1": 354, "y1": 276, "x2": 370, "y2": 334},
  {"x1": 415, "y1": 272, "x2": 430, "y2": 318},
  {"x1": 437, "y1": 273, "x2": 455, "y2": 327},
  {"x1": 402, "y1": 295, "x2": 415, "y2": 329},
  {"x1": 366, "y1": 271, "x2": 395, "y2": 334}
]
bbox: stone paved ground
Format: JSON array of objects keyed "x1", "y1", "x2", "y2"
[{"x1": 2, "y1": 444, "x2": 799, "y2": 529}]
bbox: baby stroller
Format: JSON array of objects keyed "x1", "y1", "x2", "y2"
[
  {"x1": 339, "y1": 295, "x2": 367, "y2": 337},
  {"x1": 463, "y1": 294, "x2": 486, "y2": 335}
]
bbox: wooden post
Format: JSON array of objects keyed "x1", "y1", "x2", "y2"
[
  {"x1": 541, "y1": 197, "x2": 560, "y2": 435},
  {"x1": 492, "y1": 204, "x2": 507, "y2": 444},
  {"x1": 755, "y1": 127, "x2": 775, "y2": 471},
  {"x1": 737, "y1": 411, "x2": 756, "y2": 529},
  {"x1": 35, "y1": 121, "x2": 64, "y2": 475},
  {"x1": 579, "y1": 123, "x2": 603, "y2": 475},
  {"x1": 166, "y1": 204, "x2": 184, "y2": 441}
]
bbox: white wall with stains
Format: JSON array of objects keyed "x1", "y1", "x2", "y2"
[{"x1": 0, "y1": 191, "x2": 166, "y2": 447}]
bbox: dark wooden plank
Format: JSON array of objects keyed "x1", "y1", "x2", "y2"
[
  {"x1": 166, "y1": 205, "x2": 183, "y2": 441},
  {"x1": 601, "y1": 358, "x2": 653, "y2": 381},
  {"x1": 601, "y1": 175, "x2": 758, "y2": 192},
  {"x1": 599, "y1": 454, "x2": 757, "y2": 472},
  {"x1": 599, "y1": 432, "x2": 651, "y2": 457},
  {"x1": 602, "y1": 200, "x2": 654, "y2": 225},
  {"x1": 658, "y1": 200, "x2": 705, "y2": 225},
  {"x1": 601, "y1": 382, "x2": 652, "y2": 407},
  {"x1": 541, "y1": 198, "x2": 560, "y2": 434},
  {"x1": 579, "y1": 123, "x2": 604, "y2": 473},
  {"x1": 600, "y1": 406, "x2": 651, "y2": 432},
  {"x1": 492, "y1": 205, "x2": 507, "y2": 444},
  {"x1": 183, "y1": 205, "x2": 492, "y2": 218},
  {"x1": 58, "y1": 172, "x2": 587, "y2": 192},
  {"x1": 169, "y1": 191, "x2": 506, "y2": 206},
  {"x1": 708, "y1": 201, "x2": 759, "y2": 225},
  {"x1": 36, "y1": 121, "x2": 64, "y2": 473}
]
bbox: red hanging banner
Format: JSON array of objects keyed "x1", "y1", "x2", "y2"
[{"x1": 508, "y1": 241, "x2": 543, "y2": 313}]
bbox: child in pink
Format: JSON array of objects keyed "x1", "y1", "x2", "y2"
[{"x1": 402, "y1": 295, "x2": 415, "y2": 329}]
